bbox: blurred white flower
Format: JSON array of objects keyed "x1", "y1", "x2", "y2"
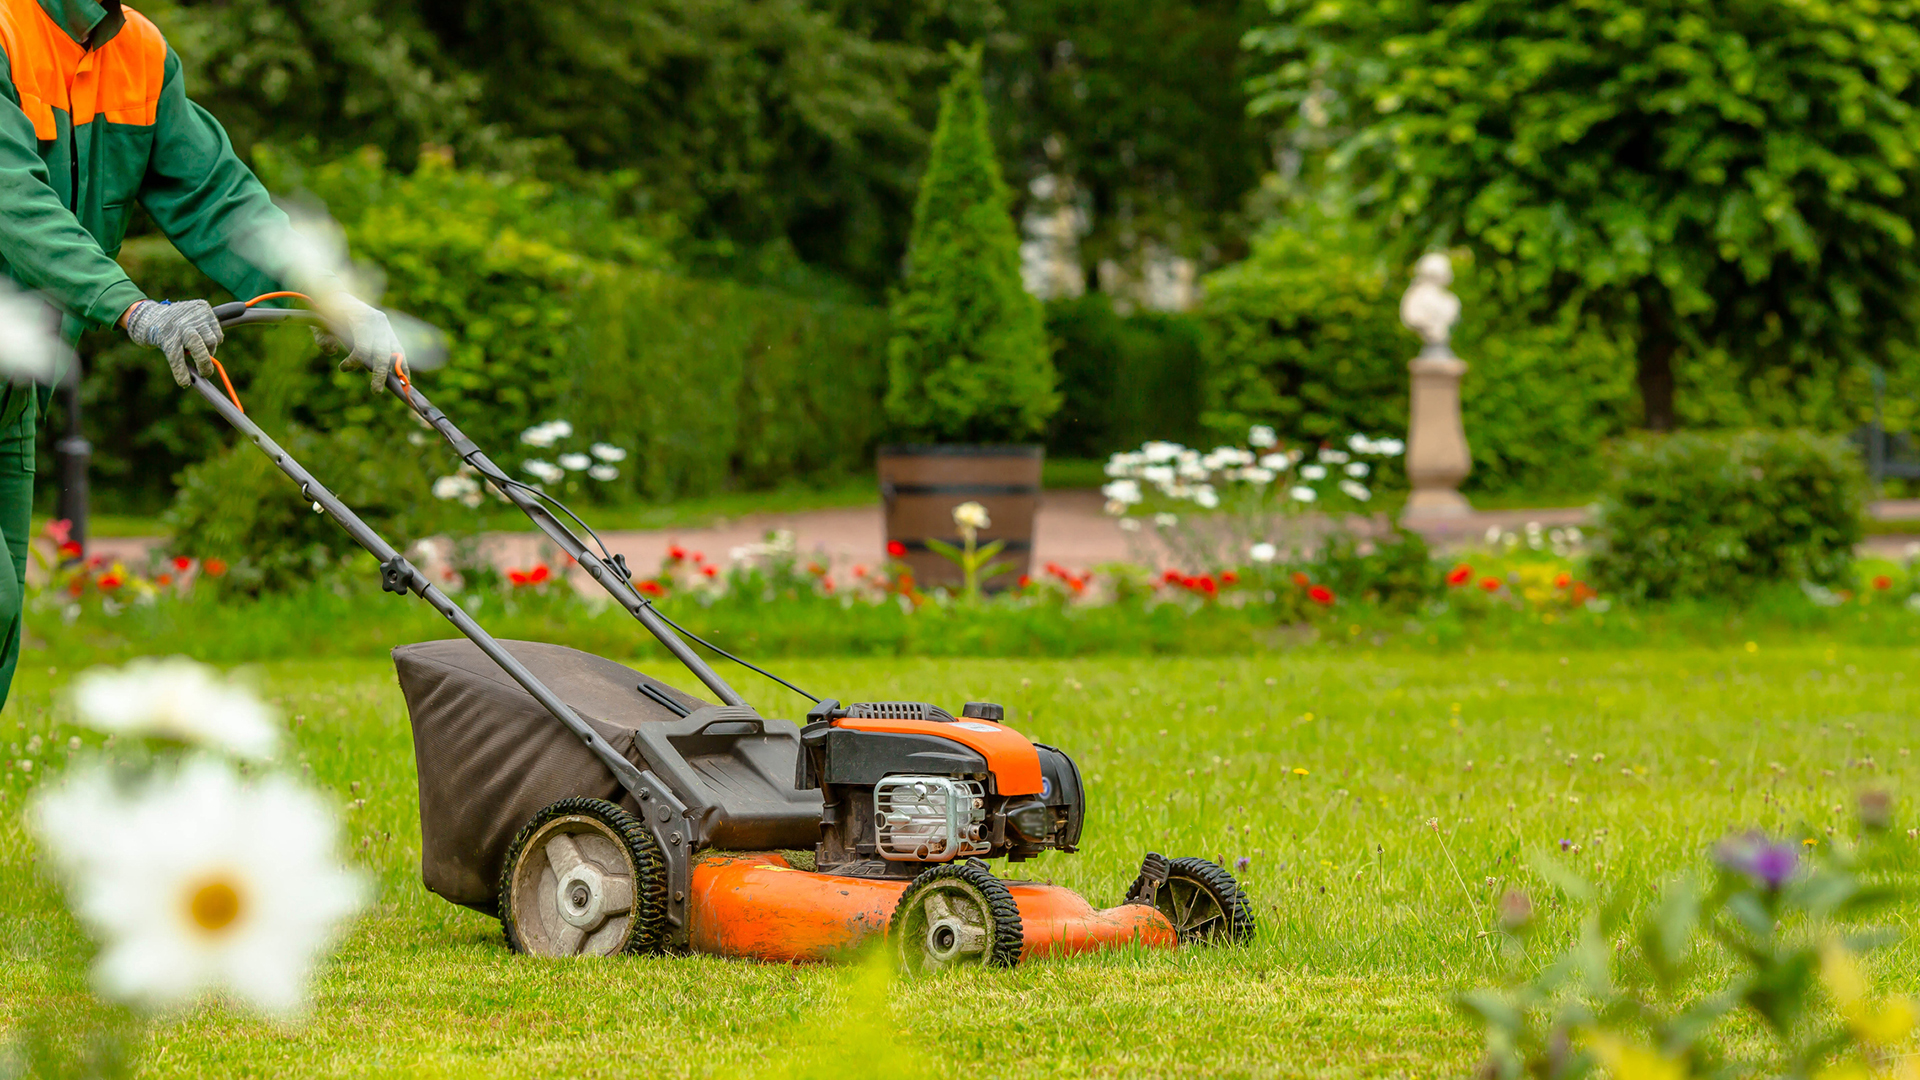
[
  {"x1": 1142, "y1": 441, "x2": 1184, "y2": 464},
  {"x1": 0, "y1": 281, "x2": 68, "y2": 382},
  {"x1": 1249, "y1": 425, "x2": 1277, "y2": 448},
  {"x1": 520, "y1": 420, "x2": 574, "y2": 448},
  {"x1": 1239, "y1": 466, "x2": 1276, "y2": 485},
  {"x1": 1484, "y1": 525, "x2": 1503, "y2": 544},
  {"x1": 431, "y1": 474, "x2": 480, "y2": 504},
  {"x1": 1194, "y1": 486, "x2": 1220, "y2": 509},
  {"x1": 590, "y1": 443, "x2": 627, "y2": 463},
  {"x1": 953, "y1": 502, "x2": 991, "y2": 532},
  {"x1": 558, "y1": 453, "x2": 591, "y2": 472},
  {"x1": 1566, "y1": 527, "x2": 1584, "y2": 543},
  {"x1": 1347, "y1": 435, "x2": 1375, "y2": 454},
  {"x1": 31, "y1": 759, "x2": 364, "y2": 1016},
  {"x1": 1258, "y1": 453, "x2": 1290, "y2": 471},
  {"x1": 1118, "y1": 517, "x2": 1142, "y2": 533},
  {"x1": 522, "y1": 459, "x2": 565, "y2": 485},
  {"x1": 1299, "y1": 465, "x2": 1328, "y2": 481},
  {"x1": 1318, "y1": 449, "x2": 1350, "y2": 464},
  {"x1": 1345, "y1": 462, "x2": 1369, "y2": 478},
  {"x1": 72, "y1": 659, "x2": 278, "y2": 760},
  {"x1": 1339, "y1": 479, "x2": 1372, "y2": 502},
  {"x1": 1375, "y1": 438, "x2": 1405, "y2": 456},
  {"x1": 1289, "y1": 486, "x2": 1317, "y2": 503},
  {"x1": 1142, "y1": 465, "x2": 1177, "y2": 489},
  {"x1": 1153, "y1": 513, "x2": 1179, "y2": 528},
  {"x1": 1249, "y1": 542, "x2": 1278, "y2": 563},
  {"x1": 588, "y1": 464, "x2": 619, "y2": 482},
  {"x1": 1101, "y1": 479, "x2": 1143, "y2": 506}
]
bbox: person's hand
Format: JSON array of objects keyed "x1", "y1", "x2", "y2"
[
  {"x1": 313, "y1": 294, "x2": 403, "y2": 390},
  {"x1": 123, "y1": 299, "x2": 224, "y2": 388}
]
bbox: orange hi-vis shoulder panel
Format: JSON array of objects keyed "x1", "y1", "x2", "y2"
[{"x1": 0, "y1": 0, "x2": 163, "y2": 140}]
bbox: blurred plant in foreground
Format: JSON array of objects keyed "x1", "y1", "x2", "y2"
[
  {"x1": 1462, "y1": 794, "x2": 1912, "y2": 1080},
  {"x1": 13, "y1": 657, "x2": 364, "y2": 1073}
]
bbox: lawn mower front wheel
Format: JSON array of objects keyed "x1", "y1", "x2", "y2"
[
  {"x1": 499, "y1": 797, "x2": 668, "y2": 958},
  {"x1": 1126, "y1": 855, "x2": 1255, "y2": 946},
  {"x1": 892, "y1": 861, "x2": 1024, "y2": 971}
]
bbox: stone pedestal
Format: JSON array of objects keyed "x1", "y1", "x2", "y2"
[{"x1": 1402, "y1": 345, "x2": 1473, "y2": 522}]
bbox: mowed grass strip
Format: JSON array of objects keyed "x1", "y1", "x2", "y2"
[{"x1": 2, "y1": 647, "x2": 1916, "y2": 1077}]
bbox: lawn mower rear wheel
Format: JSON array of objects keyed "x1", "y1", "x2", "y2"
[
  {"x1": 1127, "y1": 856, "x2": 1254, "y2": 946},
  {"x1": 499, "y1": 797, "x2": 668, "y2": 958},
  {"x1": 892, "y1": 860, "x2": 1024, "y2": 971}
]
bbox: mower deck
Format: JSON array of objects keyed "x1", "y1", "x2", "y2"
[{"x1": 687, "y1": 853, "x2": 1176, "y2": 963}]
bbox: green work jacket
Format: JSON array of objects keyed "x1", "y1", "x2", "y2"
[{"x1": 0, "y1": 0, "x2": 293, "y2": 370}]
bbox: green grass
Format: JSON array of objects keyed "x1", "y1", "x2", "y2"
[{"x1": 4, "y1": 647, "x2": 1918, "y2": 1076}]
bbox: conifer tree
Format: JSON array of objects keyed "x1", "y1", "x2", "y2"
[{"x1": 885, "y1": 47, "x2": 1058, "y2": 443}]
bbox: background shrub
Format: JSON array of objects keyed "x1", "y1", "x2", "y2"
[
  {"x1": 1197, "y1": 217, "x2": 1637, "y2": 493},
  {"x1": 1043, "y1": 294, "x2": 1206, "y2": 458},
  {"x1": 1587, "y1": 430, "x2": 1866, "y2": 603},
  {"x1": 884, "y1": 50, "x2": 1058, "y2": 444}
]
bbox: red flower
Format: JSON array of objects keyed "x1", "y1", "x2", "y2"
[
  {"x1": 58, "y1": 541, "x2": 82, "y2": 559},
  {"x1": 1479, "y1": 577, "x2": 1501, "y2": 592},
  {"x1": 806, "y1": 562, "x2": 826, "y2": 577},
  {"x1": 691, "y1": 551, "x2": 705, "y2": 564},
  {"x1": 1307, "y1": 584, "x2": 1334, "y2": 606},
  {"x1": 1163, "y1": 569, "x2": 1184, "y2": 585},
  {"x1": 1220, "y1": 571, "x2": 1239, "y2": 586},
  {"x1": 1873, "y1": 575, "x2": 1894, "y2": 591},
  {"x1": 203, "y1": 558, "x2": 227, "y2": 577},
  {"x1": 821, "y1": 576, "x2": 835, "y2": 593},
  {"x1": 508, "y1": 570, "x2": 530, "y2": 586},
  {"x1": 44, "y1": 518, "x2": 71, "y2": 545},
  {"x1": 173, "y1": 555, "x2": 193, "y2": 572},
  {"x1": 638, "y1": 580, "x2": 666, "y2": 597},
  {"x1": 1571, "y1": 581, "x2": 1596, "y2": 603},
  {"x1": 97, "y1": 572, "x2": 124, "y2": 591},
  {"x1": 1196, "y1": 575, "x2": 1218, "y2": 596},
  {"x1": 852, "y1": 565, "x2": 868, "y2": 579},
  {"x1": 667, "y1": 544, "x2": 687, "y2": 563},
  {"x1": 1018, "y1": 574, "x2": 1032, "y2": 589},
  {"x1": 1446, "y1": 564, "x2": 1472, "y2": 587},
  {"x1": 156, "y1": 573, "x2": 174, "y2": 587},
  {"x1": 529, "y1": 564, "x2": 551, "y2": 584},
  {"x1": 67, "y1": 578, "x2": 83, "y2": 597},
  {"x1": 887, "y1": 540, "x2": 907, "y2": 559},
  {"x1": 702, "y1": 565, "x2": 718, "y2": 578},
  {"x1": 1554, "y1": 572, "x2": 1572, "y2": 589}
]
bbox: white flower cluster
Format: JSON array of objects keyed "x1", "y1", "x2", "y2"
[
  {"x1": 1485, "y1": 522, "x2": 1584, "y2": 558},
  {"x1": 1100, "y1": 426, "x2": 1404, "y2": 515},
  {"x1": 431, "y1": 469, "x2": 485, "y2": 508},
  {"x1": 728, "y1": 528, "x2": 797, "y2": 564},
  {"x1": 512, "y1": 421, "x2": 627, "y2": 487}
]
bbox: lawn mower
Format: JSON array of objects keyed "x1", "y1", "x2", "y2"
[{"x1": 193, "y1": 298, "x2": 1254, "y2": 968}]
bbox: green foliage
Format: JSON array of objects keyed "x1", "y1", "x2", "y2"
[
  {"x1": 1463, "y1": 816, "x2": 1910, "y2": 1080},
  {"x1": 885, "y1": 50, "x2": 1058, "y2": 444},
  {"x1": 1245, "y1": 0, "x2": 1920, "y2": 430},
  {"x1": 1589, "y1": 430, "x2": 1867, "y2": 603},
  {"x1": 1044, "y1": 295, "x2": 1205, "y2": 457},
  {"x1": 567, "y1": 273, "x2": 889, "y2": 502},
  {"x1": 1197, "y1": 217, "x2": 1636, "y2": 492},
  {"x1": 1311, "y1": 528, "x2": 1437, "y2": 613}
]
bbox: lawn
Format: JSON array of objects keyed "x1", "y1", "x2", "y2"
[{"x1": 2, "y1": 646, "x2": 1916, "y2": 1077}]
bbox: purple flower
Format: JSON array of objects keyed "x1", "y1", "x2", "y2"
[
  {"x1": 1559, "y1": 838, "x2": 1571, "y2": 852},
  {"x1": 1234, "y1": 856, "x2": 1251, "y2": 872},
  {"x1": 1715, "y1": 831, "x2": 1799, "y2": 891}
]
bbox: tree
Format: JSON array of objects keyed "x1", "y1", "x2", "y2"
[
  {"x1": 1245, "y1": 0, "x2": 1920, "y2": 430},
  {"x1": 885, "y1": 49, "x2": 1057, "y2": 443}
]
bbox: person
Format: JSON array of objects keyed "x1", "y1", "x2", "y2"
[{"x1": 0, "y1": 0, "x2": 400, "y2": 706}]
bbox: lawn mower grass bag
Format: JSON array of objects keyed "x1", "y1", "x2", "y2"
[{"x1": 393, "y1": 639, "x2": 709, "y2": 911}]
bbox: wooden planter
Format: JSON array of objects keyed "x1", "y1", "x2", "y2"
[{"x1": 878, "y1": 445, "x2": 1043, "y2": 592}]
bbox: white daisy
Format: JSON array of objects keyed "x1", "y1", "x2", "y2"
[
  {"x1": 1300, "y1": 465, "x2": 1328, "y2": 481},
  {"x1": 431, "y1": 474, "x2": 479, "y2": 503},
  {"x1": 72, "y1": 659, "x2": 278, "y2": 760},
  {"x1": 1249, "y1": 425, "x2": 1277, "y2": 448},
  {"x1": 558, "y1": 453, "x2": 591, "y2": 472},
  {"x1": 952, "y1": 502, "x2": 991, "y2": 532},
  {"x1": 589, "y1": 443, "x2": 627, "y2": 463},
  {"x1": 1101, "y1": 479, "x2": 1143, "y2": 506},
  {"x1": 522, "y1": 460, "x2": 566, "y2": 485},
  {"x1": 1340, "y1": 479, "x2": 1372, "y2": 501},
  {"x1": 30, "y1": 759, "x2": 365, "y2": 1016},
  {"x1": 1345, "y1": 462, "x2": 1369, "y2": 477},
  {"x1": 1249, "y1": 542, "x2": 1278, "y2": 563},
  {"x1": 1289, "y1": 486, "x2": 1317, "y2": 503},
  {"x1": 588, "y1": 464, "x2": 620, "y2": 482}
]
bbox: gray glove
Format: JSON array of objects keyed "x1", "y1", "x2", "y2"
[
  {"x1": 313, "y1": 294, "x2": 402, "y2": 389},
  {"x1": 124, "y1": 299, "x2": 224, "y2": 388}
]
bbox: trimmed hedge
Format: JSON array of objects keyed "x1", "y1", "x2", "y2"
[
  {"x1": 1588, "y1": 430, "x2": 1866, "y2": 603},
  {"x1": 1044, "y1": 294, "x2": 1206, "y2": 458}
]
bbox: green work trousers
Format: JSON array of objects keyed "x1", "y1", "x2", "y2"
[{"x1": 0, "y1": 389, "x2": 36, "y2": 714}]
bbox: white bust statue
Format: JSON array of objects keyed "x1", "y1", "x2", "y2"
[{"x1": 1399, "y1": 252, "x2": 1460, "y2": 348}]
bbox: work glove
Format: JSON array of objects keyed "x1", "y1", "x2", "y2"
[
  {"x1": 123, "y1": 299, "x2": 224, "y2": 388},
  {"x1": 312, "y1": 293, "x2": 403, "y2": 390}
]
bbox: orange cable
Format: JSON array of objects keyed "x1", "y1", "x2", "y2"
[
  {"x1": 207, "y1": 357, "x2": 244, "y2": 414},
  {"x1": 244, "y1": 291, "x2": 313, "y2": 306}
]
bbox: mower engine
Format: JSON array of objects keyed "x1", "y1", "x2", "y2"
[{"x1": 795, "y1": 699, "x2": 1084, "y2": 877}]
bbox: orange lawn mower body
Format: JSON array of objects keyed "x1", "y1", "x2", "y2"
[{"x1": 199, "y1": 302, "x2": 1256, "y2": 970}]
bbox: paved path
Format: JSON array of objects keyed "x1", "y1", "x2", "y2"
[{"x1": 77, "y1": 494, "x2": 1920, "y2": 577}]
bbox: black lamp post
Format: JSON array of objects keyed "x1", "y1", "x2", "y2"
[{"x1": 54, "y1": 355, "x2": 88, "y2": 559}]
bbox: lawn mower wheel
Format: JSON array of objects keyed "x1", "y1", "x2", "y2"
[
  {"x1": 499, "y1": 797, "x2": 668, "y2": 957},
  {"x1": 1126, "y1": 855, "x2": 1254, "y2": 946},
  {"x1": 892, "y1": 860, "x2": 1024, "y2": 971}
]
